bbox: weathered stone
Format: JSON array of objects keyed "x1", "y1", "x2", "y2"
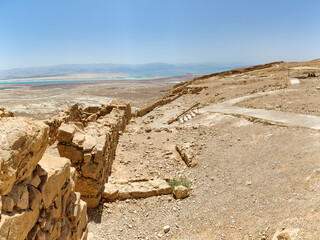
[
  {"x1": 102, "y1": 183, "x2": 119, "y2": 201},
  {"x1": 49, "y1": 221, "x2": 61, "y2": 240},
  {"x1": 149, "y1": 179, "x2": 172, "y2": 195},
  {"x1": 175, "y1": 143, "x2": 197, "y2": 167},
  {"x1": 30, "y1": 175, "x2": 41, "y2": 188},
  {"x1": 58, "y1": 217, "x2": 72, "y2": 240},
  {"x1": 83, "y1": 153, "x2": 92, "y2": 163},
  {"x1": 130, "y1": 183, "x2": 156, "y2": 198},
  {"x1": 83, "y1": 135, "x2": 97, "y2": 151},
  {"x1": 38, "y1": 154, "x2": 71, "y2": 209},
  {"x1": 57, "y1": 123, "x2": 76, "y2": 143},
  {"x1": 27, "y1": 224, "x2": 40, "y2": 240},
  {"x1": 12, "y1": 185, "x2": 29, "y2": 210},
  {"x1": 6, "y1": 184, "x2": 29, "y2": 210},
  {"x1": 36, "y1": 230, "x2": 49, "y2": 240},
  {"x1": 29, "y1": 186, "x2": 42, "y2": 211},
  {"x1": 0, "y1": 209, "x2": 39, "y2": 240},
  {"x1": 163, "y1": 225, "x2": 170, "y2": 233},
  {"x1": 76, "y1": 200, "x2": 88, "y2": 240},
  {"x1": 69, "y1": 192, "x2": 81, "y2": 226},
  {"x1": 102, "y1": 179, "x2": 172, "y2": 201},
  {"x1": 173, "y1": 185, "x2": 189, "y2": 199},
  {"x1": 57, "y1": 144, "x2": 83, "y2": 163},
  {"x1": 72, "y1": 132, "x2": 85, "y2": 147},
  {"x1": 81, "y1": 162, "x2": 102, "y2": 180},
  {"x1": 0, "y1": 118, "x2": 49, "y2": 195},
  {"x1": 2, "y1": 196, "x2": 14, "y2": 212},
  {"x1": 75, "y1": 177, "x2": 101, "y2": 196},
  {"x1": 81, "y1": 196, "x2": 100, "y2": 208},
  {"x1": 272, "y1": 228, "x2": 299, "y2": 240}
]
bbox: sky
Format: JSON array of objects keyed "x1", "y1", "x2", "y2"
[{"x1": 0, "y1": 0, "x2": 319, "y2": 70}]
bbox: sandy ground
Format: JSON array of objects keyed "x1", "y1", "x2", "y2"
[
  {"x1": 87, "y1": 60, "x2": 320, "y2": 239},
  {"x1": 236, "y1": 78, "x2": 320, "y2": 116}
]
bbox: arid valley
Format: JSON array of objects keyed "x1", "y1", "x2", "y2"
[{"x1": 1, "y1": 59, "x2": 320, "y2": 239}]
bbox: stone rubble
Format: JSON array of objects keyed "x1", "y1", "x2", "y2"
[
  {"x1": 102, "y1": 179, "x2": 172, "y2": 201},
  {"x1": 175, "y1": 143, "x2": 197, "y2": 167},
  {"x1": 173, "y1": 186, "x2": 189, "y2": 199}
]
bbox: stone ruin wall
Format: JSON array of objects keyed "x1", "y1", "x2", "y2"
[
  {"x1": 55, "y1": 100, "x2": 131, "y2": 207},
  {"x1": 0, "y1": 100, "x2": 131, "y2": 239},
  {"x1": 0, "y1": 118, "x2": 88, "y2": 240}
]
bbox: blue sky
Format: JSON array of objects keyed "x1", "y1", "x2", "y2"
[{"x1": 0, "y1": 0, "x2": 319, "y2": 70}]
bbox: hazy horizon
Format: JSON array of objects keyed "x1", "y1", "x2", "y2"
[{"x1": 0, "y1": 0, "x2": 319, "y2": 70}]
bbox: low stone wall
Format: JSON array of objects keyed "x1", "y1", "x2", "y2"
[
  {"x1": 0, "y1": 117, "x2": 88, "y2": 240},
  {"x1": 0, "y1": 100, "x2": 131, "y2": 239},
  {"x1": 56, "y1": 101, "x2": 131, "y2": 208},
  {"x1": 45, "y1": 100, "x2": 131, "y2": 145}
]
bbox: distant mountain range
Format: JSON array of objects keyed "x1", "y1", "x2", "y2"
[{"x1": 0, "y1": 63, "x2": 239, "y2": 80}]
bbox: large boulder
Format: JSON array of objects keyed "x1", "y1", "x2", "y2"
[
  {"x1": 38, "y1": 154, "x2": 71, "y2": 209},
  {"x1": 0, "y1": 117, "x2": 49, "y2": 195}
]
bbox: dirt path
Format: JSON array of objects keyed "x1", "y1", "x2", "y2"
[{"x1": 201, "y1": 85, "x2": 320, "y2": 130}]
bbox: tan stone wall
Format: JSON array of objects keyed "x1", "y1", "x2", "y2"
[
  {"x1": 0, "y1": 118, "x2": 88, "y2": 240},
  {"x1": 56, "y1": 101, "x2": 131, "y2": 208}
]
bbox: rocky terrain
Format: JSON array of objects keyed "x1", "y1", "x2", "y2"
[{"x1": 1, "y1": 59, "x2": 320, "y2": 239}]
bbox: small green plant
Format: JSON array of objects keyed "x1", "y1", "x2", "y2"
[{"x1": 168, "y1": 177, "x2": 191, "y2": 190}]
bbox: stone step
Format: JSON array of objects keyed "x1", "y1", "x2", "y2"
[{"x1": 102, "y1": 179, "x2": 172, "y2": 201}]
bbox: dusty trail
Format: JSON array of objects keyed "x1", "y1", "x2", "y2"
[{"x1": 201, "y1": 86, "x2": 320, "y2": 130}]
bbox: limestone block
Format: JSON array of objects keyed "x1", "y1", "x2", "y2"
[
  {"x1": 173, "y1": 186, "x2": 189, "y2": 199},
  {"x1": 8, "y1": 184, "x2": 29, "y2": 210},
  {"x1": 0, "y1": 208, "x2": 39, "y2": 240},
  {"x1": 57, "y1": 144, "x2": 83, "y2": 164},
  {"x1": 81, "y1": 162, "x2": 102, "y2": 180},
  {"x1": 76, "y1": 200, "x2": 88, "y2": 240},
  {"x1": 2, "y1": 196, "x2": 14, "y2": 212},
  {"x1": 102, "y1": 183, "x2": 119, "y2": 201},
  {"x1": 72, "y1": 132, "x2": 85, "y2": 147},
  {"x1": 39, "y1": 213, "x2": 52, "y2": 232},
  {"x1": 75, "y1": 177, "x2": 101, "y2": 196},
  {"x1": 58, "y1": 217, "x2": 72, "y2": 240},
  {"x1": 36, "y1": 230, "x2": 50, "y2": 240},
  {"x1": 83, "y1": 153, "x2": 92, "y2": 163},
  {"x1": 0, "y1": 118, "x2": 49, "y2": 195},
  {"x1": 38, "y1": 154, "x2": 71, "y2": 209},
  {"x1": 30, "y1": 175, "x2": 41, "y2": 188},
  {"x1": 175, "y1": 143, "x2": 197, "y2": 167},
  {"x1": 149, "y1": 179, "x2": 172, "y2": 195},
  {"x1": 57, "y1": 123, "x2": 76, "y2": 143},
  {"x1": 80, "y1": 196, "x2": 100, "y2": 208},
  {"x1": 29, "y1": 186, "x2": 42, "y2": 210},
  {"x1": 83, "y1": 135, "x2": 97, "y2": 152},
  {"x1": 130, "y1": 183, "x2": 156, "y2": 198},
  {"x1": 27, "y1": 224, "x2": 39, "y2": 240},
  {"x1": 49, "y1": 220, "x2": 62, "y2": 240},
  {"x1": 69, "y1": 192, "x2": 81, "y2": 226}
]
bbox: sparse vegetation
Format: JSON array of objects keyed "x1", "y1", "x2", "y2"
[{"x1": 168, "y1": 177, "x2": 191, "y2": 190}]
